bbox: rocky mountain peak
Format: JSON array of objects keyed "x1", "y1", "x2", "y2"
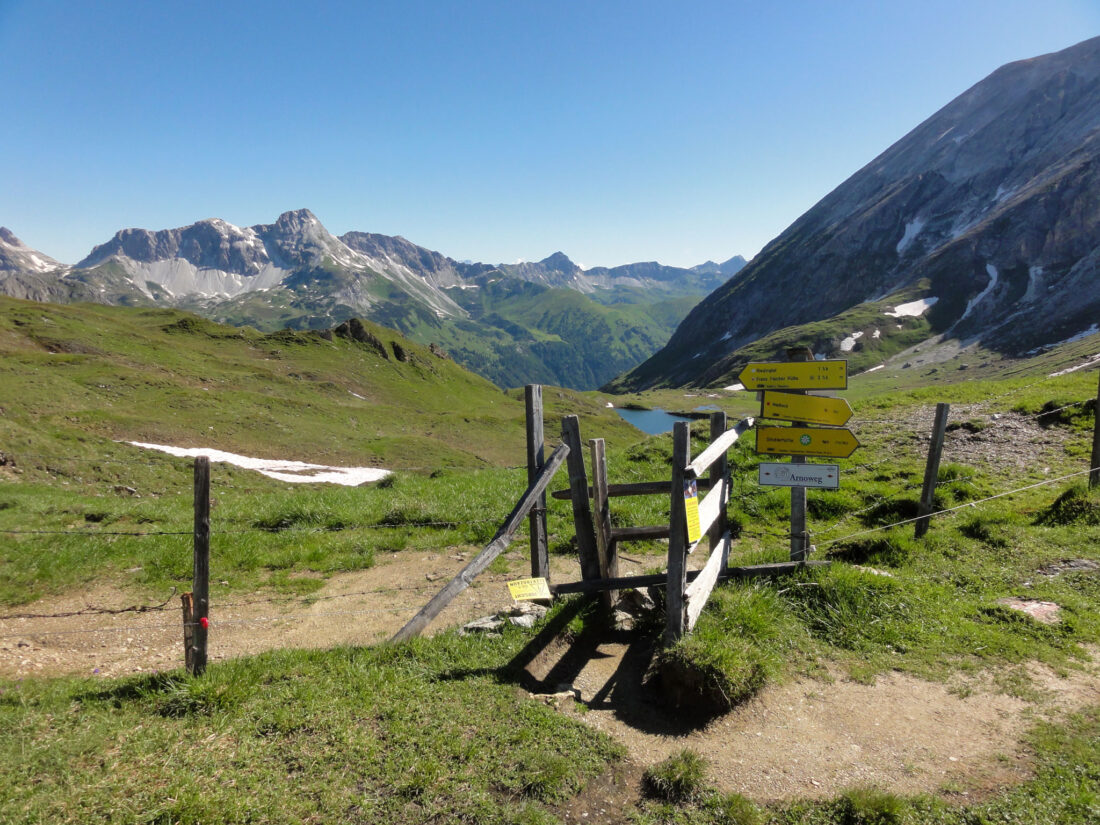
[{"x1": 539, "y1": 251, "x2": 578, "y2": 272}]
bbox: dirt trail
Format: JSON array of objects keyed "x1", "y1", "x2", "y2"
[{"x1": 5, "y1": 546, "x2": 1098, "y2": 808}]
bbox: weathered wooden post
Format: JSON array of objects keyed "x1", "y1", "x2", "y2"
[
  {"x1": 915, "y1": 403, "x2": 950, "y2": 538},
  {"x1": 787, "y1": 347, "x2": 813, "y2": 561},
  {"x1": 1090, "y1": 370, "x2": 1100, "y2": 489},
  {"x1": 708, "y1": 411, "x2": 730, "y2": 568},
  {"x1": 561, "y1": 416, "x2": 601, "y2": 581},
  {"x1": 588, "y1": 438, "x2": 619, "y2": 608},
  {"x1": 191, "y1": 456, "x2": 210, "y2": 676},
  {"x1": 666, "y1": 421, "x2": 691, "y2": 643},
  {"x1": 525, "y1": 385, "x2": 549, "y2": 579}
]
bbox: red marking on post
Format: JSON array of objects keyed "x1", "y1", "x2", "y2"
[{"x1": 199, "y1": 617, "x2": 209, "y2": 629}]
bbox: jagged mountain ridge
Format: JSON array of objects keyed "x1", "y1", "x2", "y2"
[
  {"x1": 617, "y1": 36, "x2": 1100, "y2": 390},
  {"x1": 0, "y1": 212, "x2": 744, "y2": 389}
]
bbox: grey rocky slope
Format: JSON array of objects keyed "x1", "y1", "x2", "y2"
[{"x1": 618, "y1": 36, "x2": 1100, "y2": 390}]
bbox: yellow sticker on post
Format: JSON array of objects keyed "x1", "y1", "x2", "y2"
[
  {"x1": 507, "y1": 577, "x2": 551, "y2": 602},
  {"x1": 684, "y1": 479, "x2": 702, "y2": 544}
]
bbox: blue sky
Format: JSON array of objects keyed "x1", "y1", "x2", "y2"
[{"x1": 2, "y1": 1, "x2": 1099, "y2": 268}]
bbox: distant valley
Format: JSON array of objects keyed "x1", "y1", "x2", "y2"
[{"x1": 0, "y1": 215, "x2": 745, "y2": 390}]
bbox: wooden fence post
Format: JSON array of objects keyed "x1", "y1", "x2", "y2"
[
  {"x1": 181, "y1": 592, "x2": 195, "y2": 673},
  {"x1": 1090, "y1": 370, "x2": 1100, "y2": 489},
  {"x1": 708, "y1": 411, "x2": 730, "y2": 568},
  {"x1": 665, "y1": 421, "x2": 691, "y2": 643},
  {"x1": 562, "y1": 416, "x2": 601, "y2": 582},
  {"x1": 191, "y1": 456, "x2": 210, "y2": 676},
  {"x1": 787, "y1": 347, "x2": 813, "y2": 561},
  {"x1": 915, "y1": 403, "x2": 950, "y2": 538},
  {"x1": 589, "y1": 438, "x2": 619, "y2": 608},
  {"x1": 525, "y1": 385, "x2": 549, "y2": 579}
]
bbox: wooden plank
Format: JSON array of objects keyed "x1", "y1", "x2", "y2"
[
  {"x1": 708, "y1": 412, "x2": 731, "y2": 569},
  {"x1": 611, "y1": 525, "x2": 670, "y2": 541},
  {"x1": 390, "y1": 443, "x2": 570, "y2": 642},
  {"x1": 589, "y1": 438, "x2": 619, "y2": 607},
  {"x1": 915, "y1": 402, "x2": 950, "y2": 538},
  {"x1": 688, "y1": 417, "x2": 753, "y2": 478},
  {"x1": 561, "y1": 416, "x2": 601, "y2": 581},
  {"x1": 525, "y1": 385, "x2": 549, "y2": 579},
  {"x1": 692, "y1": 481, "x2": 724, "y2": 550},
  {"x1": 685, "y1": 532, "x2": 731, "y2": 630},
  {"x1": 550, "y1": 560, "x2": 829, "y2": 596},
  {"x1": 551, "y1": 479, "x2": 713, "y2": 500},
  {"x1": 191, "y1": 457, "x2": 210, "y2": 677},
  {"x1": 665, "y1": 421, "x2": 691, "y2": 643}
]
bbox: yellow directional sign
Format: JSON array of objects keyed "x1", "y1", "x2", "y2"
[
  {"x1": 738, "y1": 360, "x2": 847, "y2": 391},
  {"x1": 756, "y1": 426, "x2": 860, "y2": 458},
  {"x1": 761, "y1": 391, "x2": 852, "y2": 427},
  {"x1": 508, "y1": 577, "x2": 551, "y2": 601}
]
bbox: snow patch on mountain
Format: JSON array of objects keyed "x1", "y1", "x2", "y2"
[
  {"x1": 895, "y1": 218, "x2": 926, "y2": 255},
  {"x1": 840, "y1": 331, "x2": 864, "y2": 351},
  {"x1": 885, "y1": 297, "x2": 938, "y2": 317},
  {"x1": 959, "y1": 264, "x2": 999, "y2": 322}
]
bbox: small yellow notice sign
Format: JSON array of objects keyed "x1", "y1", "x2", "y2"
[
  {"x1": 684, "y1": 479, "x2": 702, "y2": 543},
  {"x1": 507, "y1": 577, "x2": 551, "y2": 602}
]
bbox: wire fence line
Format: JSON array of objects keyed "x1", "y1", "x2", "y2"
[{"x1": 815, "y1": 465, "x2": 1099, "y2": 549}]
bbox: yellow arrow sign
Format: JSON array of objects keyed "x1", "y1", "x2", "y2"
[
  {"x1": 738, "y1": 360, "x2": 847, "y2": 390},
  {"x1": 756, "y1": 426, "x2": 860, "y2": 458},
  {"x1": 760, "y1": 391, "x2": 853, "y2": 426}
]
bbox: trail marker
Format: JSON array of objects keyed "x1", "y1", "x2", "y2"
[
  {"x1": 738, "y1": 360, "x2": 847, "y2": 391},
  {"x1": 507, "y1": 577, "x2": 551, "y2": 601},
  {"x1": 761, "y1": 391, "x2": 852, "y2": 427},
  {"x1": 756, "y1": 426, "x2": 860, "y2": 459},
  {"x1": 758, "y1": 462, "x2": 840, "y2": 489}
]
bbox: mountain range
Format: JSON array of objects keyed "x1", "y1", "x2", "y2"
[
  {"x1": 0, "y1": 213, "x2": 744, "y2": 390},
  {"x1": 614, "y1": 35, "x2": 1100, "y2": 390}
]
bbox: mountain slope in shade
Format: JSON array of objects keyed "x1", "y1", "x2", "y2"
[{"x1": 617, "y1": 36, "x2": 1100, "y2": 390}]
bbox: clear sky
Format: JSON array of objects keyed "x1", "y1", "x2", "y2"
[{"x1": 3, "y1": 1, "x2": 1099, "y2": 268}]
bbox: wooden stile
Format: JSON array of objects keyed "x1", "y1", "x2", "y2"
[
  {"x1": 709, "y1": 412, "x2": 731, "y2": 569},
  {"x1": 390, "y1": 443, "x2": 570, "y2": 642}
]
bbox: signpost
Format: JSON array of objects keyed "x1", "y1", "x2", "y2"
[
  {"x1": 739, "y1": 360, "x2": 847, "y2": 390},
  {"x1": 748, "y1": 352, "x2": 859, "y2": 561},
  {"x1": 758, "y1": 462, "x2": 839, "y2": 489},
  {"x1": 756, "y1": 426, "x2": 860, "y2": 459},
  {"x1": 761, "y1": 391, "x2": 852, "y2": 427}
]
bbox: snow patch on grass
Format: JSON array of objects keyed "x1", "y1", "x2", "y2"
[{"x1": 126, "y1": 442, "x2": 390, "y2": 486}]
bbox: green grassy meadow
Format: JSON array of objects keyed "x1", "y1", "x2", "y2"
[{"x1": 2, "y1": 296, "x2": 1100, "y2": 823}]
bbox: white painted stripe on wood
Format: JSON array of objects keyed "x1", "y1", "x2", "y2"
[
  {"x1": 685, "y1": 531, "x2": 731, "y2": 630},
  {"x1": 688, "y1": 417, "x2": 753, "y2": 478}
]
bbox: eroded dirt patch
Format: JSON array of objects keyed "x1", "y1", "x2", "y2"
[{"x1": 534, "y1": 634, "x2": 1100, "y2": 804}]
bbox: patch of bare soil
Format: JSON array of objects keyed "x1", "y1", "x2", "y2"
[
  {"x1": 528, "y1": 634, "x2": 1100, "y2": 805},
  {"x1": 0, "y1": 549, "x2": 592, "y2": 679},
  {"x1": 860, "y1": 403, "x2": 1074, "y2": 475}
]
